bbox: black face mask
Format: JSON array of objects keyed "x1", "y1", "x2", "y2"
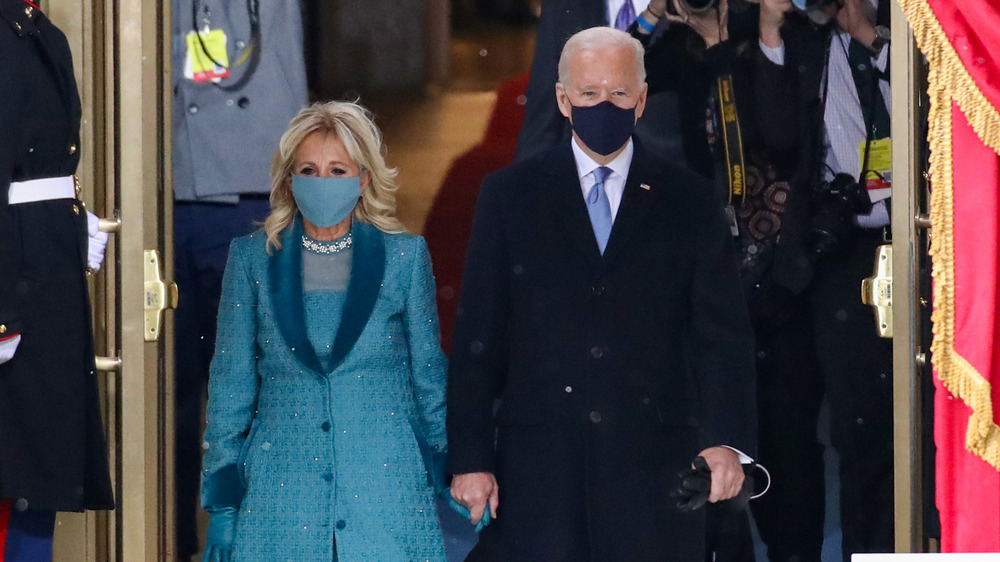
[{"x1": 570, "y1": 101, "x2": 637, "y2": 156}]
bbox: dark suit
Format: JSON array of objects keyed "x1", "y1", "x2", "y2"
[
  {"x1": 0, "y1": 0, "x2": 114, "y2": 512},
  {"x1": 447, "y1": 142, "x2": 756, "y2": 561}
]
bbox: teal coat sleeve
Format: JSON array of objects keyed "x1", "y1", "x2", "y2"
[
  {"x1": 403, "y1": 238, "x2": 449, "y2": 476},
  {"x1": 201, "y1": 237, "x2": 261, "y2": 508}
]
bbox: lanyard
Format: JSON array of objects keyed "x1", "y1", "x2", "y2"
[
  {"x1": 716, "y1": 74, "x2": 746, "y2": 207},
  {"x1": 190, "y1": 0, "x2": 261, "y2": 92}
]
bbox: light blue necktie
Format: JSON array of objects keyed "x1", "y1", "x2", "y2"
[
  {"x1": 614, "y1": 1, "x2": 636, "y2": 30},
  {"x1": 587, "y1": 166, "x2": 613, "y2": 254}
]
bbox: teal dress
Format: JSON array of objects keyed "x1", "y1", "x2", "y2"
[{"x1": 201, "y1": 220, "x2": 448, "y2": 561}]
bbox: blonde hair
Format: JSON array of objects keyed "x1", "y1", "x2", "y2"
[
  {"x1": 264, "y1": 100, "x2": 406, "y2": 252},
  {"x1": 558, "y1": 26, "x2": 646, "y2": 86}
]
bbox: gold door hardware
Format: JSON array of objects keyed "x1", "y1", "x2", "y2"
[
  {"x1": 97, "y1": 216, "x2": 122, "y2": 233},
  {"x1": 144, "y1": 249, "x2": 179, "y2": 342},
  {"x1": 915, "y1": 213, "x2": 932, "y2": 230},
  {"x1": 861, "y1": 244, "x2": 893, "y2": 338},
  {"x1": 94, "y1": 356, "x2": 122, "y2": 372}
]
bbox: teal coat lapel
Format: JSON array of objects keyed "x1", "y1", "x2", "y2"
[
  {"x1": 327, "y1": 222, "x2": 385, "y2": 373},
  {"x1": 268, "y1": 219, "x2": 386, "y2": 376},
  {"x1": 269, "y1": 218, "x2": 324, "y2": 374}
]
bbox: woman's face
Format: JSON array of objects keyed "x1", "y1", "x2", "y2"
[{"x1": 293, "y1": 131, "x2": 368, "y2": 188}]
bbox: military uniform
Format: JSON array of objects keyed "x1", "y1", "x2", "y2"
[{"x1": 0, "y1": 1, "x2": 114, "y2": 556}]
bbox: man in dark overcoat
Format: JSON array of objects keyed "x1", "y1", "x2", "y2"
[
  {"x1": 447, "y1": 26, "x2": 757, "y2": 561},
  {"x1": 0, "y1": 0, "x2": 115, "y2": 557}
]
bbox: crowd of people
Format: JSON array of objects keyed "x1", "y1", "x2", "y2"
[{"x1": 0, "y1": 0, "x2": 898, "y2": 560}]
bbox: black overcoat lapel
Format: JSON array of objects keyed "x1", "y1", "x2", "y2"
[
  {"x1": 601, "y1": 148, "x2": 658, "y2": 263},
  {"x1": 543, "y1": 145, "x2": 602, "y2": 266}
]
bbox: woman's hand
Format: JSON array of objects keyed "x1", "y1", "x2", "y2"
[
  {"x1": 450, "y1": 471, "x2": 499, "y2": 525},
  {"x1": 758, "y1": 0, "x2": 792, "y2": 48},
  {"x1": 662, "y1": 0, "x2": 730, "y2": 49}
]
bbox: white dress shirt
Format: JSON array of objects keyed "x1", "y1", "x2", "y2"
[
  {"x1": 571, "y1": 136, "x2": 633, "y2": 223},
  {"x1": 606, "y1": 0, "x2": 652, "y2": 26},
  {"x1": 759, "y1": 28, "x2": 891, "y2": 227}
]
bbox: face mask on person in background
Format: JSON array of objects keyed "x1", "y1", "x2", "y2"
[
  {"x1": 292, "y1": 174, "x2": 362, "y2": 228},
  {"x1": 570, "y1": 101, "x2": 637, "y2": 156}
]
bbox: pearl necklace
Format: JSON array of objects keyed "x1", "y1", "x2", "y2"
[{"x1": 302, "y1": 232, "x2": 352, "y2": 254}]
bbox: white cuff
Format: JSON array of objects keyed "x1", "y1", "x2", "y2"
[{"x1": 722, "y1": 445, "x2": 754, "y2": 465}]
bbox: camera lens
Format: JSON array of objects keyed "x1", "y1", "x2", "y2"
[
  {"x1": 685, "y1": 0, "x2": 717, "y2": 12},
  {"x1": 666, "y1": 0, "x2": 719, "y2": 15}
]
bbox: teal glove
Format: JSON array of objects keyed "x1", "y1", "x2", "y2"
[
  {"x1": 444, "y1": 488, "x2": 491, "y2": 533},
  {"x1": 202, "y1": 507, "x2": 238, "y2": 562}
]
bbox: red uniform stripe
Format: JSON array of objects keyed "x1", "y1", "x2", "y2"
[{"x1": 0, "y1": 499, "x2": 13, "y2": 560}]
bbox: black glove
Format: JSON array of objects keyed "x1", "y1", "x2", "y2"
[{"x1": 671, "y1": 456, "x2": 757, "y2": 512}]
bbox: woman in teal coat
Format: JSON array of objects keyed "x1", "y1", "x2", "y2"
[{"x1": 200, "y1": 101, "x2": 448, "y2": 561}]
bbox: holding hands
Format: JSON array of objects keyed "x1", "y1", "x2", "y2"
[{"x1": 450, "y1": 471, "x2": 499, "y2": 528}]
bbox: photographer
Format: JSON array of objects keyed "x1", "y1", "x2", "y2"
[
  {"x1": 634, "y1": 3, "x2": 818, "y2": 562},
  {"x1": 750, "y1": 0, "x2": 895, "y2": 560}
]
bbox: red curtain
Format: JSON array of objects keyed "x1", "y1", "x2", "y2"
[
  {"x1": 901, "y1": 0, "x2": 1000, "y2": 552},
  {"x1": 933, "y1": 101, "x2": 1000, "y2": 552}
]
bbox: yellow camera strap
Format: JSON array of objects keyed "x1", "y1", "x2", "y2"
[{"x1": 716, "y1": 74, "x2": 746, "y2": 208}]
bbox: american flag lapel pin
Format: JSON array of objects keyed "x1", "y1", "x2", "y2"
[{"x1": 640, "y1": 183, "x2": 651, "y2": 191}]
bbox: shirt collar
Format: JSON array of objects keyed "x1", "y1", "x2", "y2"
[{"x1": 571, "y1": 136, "x2": 634, "y2": 182}]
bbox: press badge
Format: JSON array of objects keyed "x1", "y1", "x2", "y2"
[
  {"x1": 184, "y1": 28, "x2": 230, "y2": 83},
  {"x1": 860, "y1": 138, "x2": 892, "y2": 191}
]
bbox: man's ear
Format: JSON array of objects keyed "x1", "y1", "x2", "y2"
[
  {"x1": 634, "y1": 83, "x2": 649, "y2": 121},
  {"x1": 556, "y1": 83, "x2": 573, "y2": 121}
]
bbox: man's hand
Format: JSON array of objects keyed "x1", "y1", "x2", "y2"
[
  {"x1": 86, "y1": 211, "x2": 110, "y2": 273},
  {"x1": 663, "y1": 0, "x2": 730, "y2": 49},
  {"x1": 698, "y1": 446, "x2": 744, "y2": 502},
  {"x1": 758, "y1": 0, "x2": 791, "y2": 48},
  {"x1": 836, "y1": 0, "x2": 877, "y2": 47},
  {"x1": 450, "y1": 472, "x2": 499, "y2": 525},
  {"x1": 647, "y1": 0, "x2": 668, "y2": 18}
]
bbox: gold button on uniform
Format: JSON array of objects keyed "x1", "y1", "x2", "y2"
[
  {"x1": 72, "y1": 204, "x2": 80, "y2": 215},
  {"x1": 14, "y1": 22, "x2": 21, "y2": 32},
  {"x1": 25, "y1": 6, "x2": 33, "y2": 16},
  {"x1": 0, "y1": 325, "x2": 7, "y2": 334},
  {"x1": 68, "y1": 144, "x2": 78, "y2": 155}
]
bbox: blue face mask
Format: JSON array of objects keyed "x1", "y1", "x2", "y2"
[
  {"x1": 570, "y1": 101, "x2": 637, "y2": 156},
  {"x1": 291, "y1": 174, "x2": 362, "y2": 228}
]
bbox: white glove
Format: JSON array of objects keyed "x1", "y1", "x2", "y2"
[
  {"x1": 86, "y1": 211, "x2": 110, "y2": 272},
  {"x1": 0, "y1": 334, "x2": 21, "y2": 365}
]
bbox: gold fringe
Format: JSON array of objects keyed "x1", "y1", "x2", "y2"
[
  {"x1": 902, "y1": 0, "x2": 1000, "y2": 470},
  {"x1": 898, "y1": 0, "x2": 1000, "y2": 156}
]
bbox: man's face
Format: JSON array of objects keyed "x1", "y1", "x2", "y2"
[{"x1": 555, "y1": 45, "x2": 648, "y2": 123}]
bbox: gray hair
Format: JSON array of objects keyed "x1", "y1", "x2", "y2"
[{"x1": 557, "y1": 26, "x2": 646, "y2": 86}]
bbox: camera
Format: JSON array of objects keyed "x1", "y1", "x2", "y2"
[
  {"x1": 807, "y1": 173, "x2": 873, "y2": 254},
  {"x1": 666, "y1": 0, "x2": 719, "y2": 15}
]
